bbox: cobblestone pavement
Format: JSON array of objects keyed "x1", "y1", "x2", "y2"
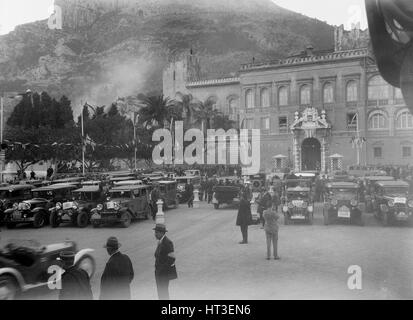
[{"x1": 2, "y1": 202, "x2": 413, "y2": 300}]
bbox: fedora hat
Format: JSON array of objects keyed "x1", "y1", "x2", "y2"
[
  {"x1": 104, "y1": 236, "x2": 121, "y2": 249},
  {"x1": 153, "y1": 224, "x2": 167, "y2": 233}
]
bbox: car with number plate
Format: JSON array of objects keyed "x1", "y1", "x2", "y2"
[
  {"x1": 3, "y1": 184, "x2": 78, "y2": 229},
  {"x1": 0, "y1": 185, "x2": 33, "y2": 225},
  {"x1": 282, "y1": 180, "x2": 314, "y2": 225},
  {"x1": 363, "y1": 176, "x2": 394, "y2": 212},
  {"x1": 90, "y1": 185, "x2": 151, "y2": 228},
  {"x1": 49, "y1": 185, "x2": 105, "y2": 228},
  {"x1": 372, "y1": 180, "x2": 413, "y2": 226},
  {"x1": 323, "y1": 182, "x2": 364, "y2": 226}
]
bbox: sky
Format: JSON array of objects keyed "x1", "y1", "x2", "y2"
[{"x1": 0, "y1": 0, "x2": 368, "y2": 35}]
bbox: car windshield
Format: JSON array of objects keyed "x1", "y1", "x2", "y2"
[
  {"x1": 328, "y1": 189, "x2": 356, "y2": 200},
  {"x1": 0, "y1": 190, "x2": 23, "y2": 198},
  {"x1": 110, "y1": 191, "x2": 131, "y2": 198},
  {"x1": 74, "y1": 192, "x2": 100, "y2": 201},
  {"x1": 287, "y1": 192, "x2": 309, "y2": 199},
  {"x1": 384, "y1": 187, "x2": 409, "y2": 195},
  {"x1": 32, "y1": 190, "x2": 55, "y2": 198}
]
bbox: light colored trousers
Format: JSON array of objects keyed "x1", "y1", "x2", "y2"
[{"x1": 265, "y1": 231, "x2": 278, "y2": 258}]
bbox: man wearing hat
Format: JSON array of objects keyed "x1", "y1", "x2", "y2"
[
  {"x1": 100, "y1": 237, "x2": 134, "y2": 300},
  {"x1": 154, "y1": 224, "x2": 177, "y2": 300},
  {"x1": 58, "y1": 251, "x2": 94, "y2": 300}
]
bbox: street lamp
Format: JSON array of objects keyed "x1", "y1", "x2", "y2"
[{"x1": 81, "y1": 102, "x2": 97, "y2": 176}]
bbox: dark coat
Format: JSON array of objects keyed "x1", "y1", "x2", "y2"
[
  {"x1": 155, "y1": 236, "x2": 178, "y2": 281},
  {"x1": 59, "y1": 267, "x2": 93, "y2": 300},
  {"x1": 100, "y1": 252, "x2": 134, "y2": 300},
  {"x1": 236, "y1": 199, "x2": 253, "y2": 226}
]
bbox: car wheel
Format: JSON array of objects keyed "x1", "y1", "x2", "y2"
[
  {"x1": 120, "y1": 212, "x2": 132, "y2": 228},
  {"x1": 49, "y1": 211, "x2": 60, "y2": 228},
  {"x1": 323, "y1": 210, "x2": 329, "y2": 226},
  {"x1": 76, "y1": 211, "x2": 89, "y2": 228},
  {"x1": 0, "y1": 275, "x2": 19, "y2": 300},
  {"x1": 33, "y1": 212, "x2": 45, "y2": 228},
  {"x1": 214, "y1": 203, "x2": 219, "y2": 210},
  {"x1": 76, "y1": 254, "x2": 96, "y2": 279}
]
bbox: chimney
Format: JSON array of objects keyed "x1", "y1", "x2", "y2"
[{"x1": 305, "y1": 45, "x2": 314, "y2": 56}]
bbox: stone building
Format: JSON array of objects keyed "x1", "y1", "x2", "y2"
[{"x1": 163, "y1": 28, "x2": 413, "y2": 173}]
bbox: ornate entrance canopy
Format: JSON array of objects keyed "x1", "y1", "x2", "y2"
[{"x1": 290, "y1": 107, "x2": 331, "y2": 173}]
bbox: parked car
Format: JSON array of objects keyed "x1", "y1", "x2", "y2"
[
  {"x1": 323, "y1": 181, "x2": 364, "y2": 226},
  {"x1": 363, "y1": 176, "x2": 395, "y2": 212},
  {"x1": 0, "y1": 185, "x2": 33, "y2": 225},
  {"x1": 372, "y1": 180, "x2": 413, "y2": 226},
  {"x1": 348, "y1": 165, "x2": 387, "y2": 178},
  {"x1": 3, "y1": 184, "x2": 78, "y2": 229},
  {"x1": 152, "y1": 180, "x2": 179, "y2": 210},
  {"x1": 0, "y1": 239, "x2": 95, "y2": 300},
  {"x1": 49, "y1": 185, "x2": 105, "y2": 228},
  {"x1": 90, "y1": 185, "x2": 151, "y2": 228},
  {"x1": 282, "y1": 180, "x2": 314, "y2": 225},
  {"x1": 50, "y1": 177, "x2": 84, "y2": 188},
  {"x1": 212, "y1": 185, "x2": 241, "y2": 209}
]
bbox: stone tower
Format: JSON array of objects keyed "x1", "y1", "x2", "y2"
[{"x1": 162, "y1": 50, "x2": 202, "y2": 99}]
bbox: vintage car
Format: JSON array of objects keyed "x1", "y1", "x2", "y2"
[
  {"x1": 90, "y1": 184, "x2": 151, "y2": 228},
  {"x1": 363, "y1": 176, "x2": 395, "y2": 212},
  {"x1": 49, "y1": 185, "x2": 105, "y2": 228},
  {"x1": 184, "y1": 170, "x2": 201, "y2": 177},
  {"x1": 282, "y1": 181, "x2": 314, "y2": 225},
  {"x1": 0, "y1": 185, "x2": 33, "y2": 225},
  {"x1": 3, "y1": 184, "x2": 78, "y2": 229},
  {"x1": 114, "y1": 180, "x2": 143, "y2": 187},
  {"x1": 372, "y1": 180, "x2": 413, "y2": 226},
  {"x1": 212, "y1": 185, "x2": 241, "y2": 209},
  {"x1": 347, "y1": 165, "x2": 387, "y2": 178},
  {"x1": 327, "y1": 170, "x2": 353, "y2": 182},
  {"x1": 152, "y1": 180, "x2": 178, "y2": 210},
  {"x1": 0, "y1": 239, "x2": 95, "y2": 300},
  {"x1": 248, "y1": 173, "x2": 267, "y2": 192},
  {"x1": 323, "y1": 182, "x2": 364, "y2": 226},
  {"x1": 176, "y1": 176, "x2": 201, "y2": 203}
]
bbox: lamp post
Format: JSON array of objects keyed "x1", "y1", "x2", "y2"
[
  {"x1": 81, "y1": 102, "x2": 97, "y2": 176},
  {"x1": 132, "y1": 112, "x2": 139, "y2": 172}
]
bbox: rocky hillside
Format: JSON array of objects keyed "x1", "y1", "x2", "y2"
[{"x1": 0, "y1": 0, "x2": 334, "y2": 112}]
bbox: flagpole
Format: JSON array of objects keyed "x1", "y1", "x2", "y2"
[
  {"x1": 356, "y1": 112, "x2": 360, "y2": 166},
  {"x1": 81, "y1": 101, "x2": 85, "y2": 176}
]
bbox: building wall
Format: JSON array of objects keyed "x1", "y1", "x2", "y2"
[{"x1": 162, "y1": 51, "x2": 413, "y2": 172}]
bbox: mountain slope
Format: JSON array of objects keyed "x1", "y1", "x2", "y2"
[{"x1": 0, "y1": 0, "x2": 334, "y2": 111}]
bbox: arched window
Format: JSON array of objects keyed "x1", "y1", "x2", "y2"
[
  {"x1": 245, "y1": 89, "x2": 254, "y2": 109},
  {"x1": 346, "y1": 81, "x2": 358, "y2": 102},
  {"x1": 323, "y1": 82, "x2": 334, "y2": 103},
  {"x1": 278, "y1": 86, "x2": 288, "y2": 106},
  {"x1": 396, "y1": 110, "x2": 413, "y2": 129},
  {"x1": 368, "y1": 75, "x2": 389, "y2": 101},
  {"x1": 228, "y1": 98, "x2": 238, "y2": 115},
  {"x1": 368, "y1": 112, "x2": 388, "y2": 129},
  {"x1": 260, "y1": 88, "x2": 270, "y2": 107},
  {"x1": 300, "y1": 84, "x2": 311, "y2": 105}
]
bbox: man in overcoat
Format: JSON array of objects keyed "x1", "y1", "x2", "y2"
[
  {"x1": 154, "y1": 224, "x2": 177, "y2": 300},
  {"x1": 236, "y1": 193, "x2": 253, "y2": 244},
  {"x1": 100, "y1": 237, "x2": 134, "y2": 300}
]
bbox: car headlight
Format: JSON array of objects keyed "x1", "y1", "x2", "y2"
[
  {"x1": 388, "y1": 200, "x2": 395, "y2": 207},
  {"x1": 13, "y1": 202, "x2": 19, "y2": 210},
  {"x1": 56, "y1": 202, "x2": 62, "y2": 210},
  {"x1": 331, "y1": 199, "x2": 338, "y2": 206},
  {"x1": 350, "y1": 200, "x2": 358, "y2": 207},
  {"x1": 408, "y1": 200, "x2": 413, "y2": 208},
  {"x1": 97, "y1": 204, "x2": 103, "y2": 211},
  {"x1": 288, "y1": 202, "x2": 294, "y2": 209},
  {"x1": 307, "y1": 205, "x2": 313, "y2": 213},
  {"x1": 301, "y1": 202, "x2": 308, "y2": 209},
  {"x1": 114, "y1": 202, "x2": 120, "y2": 210},
  {"x1": 23, "y1": 202, "x2": 31, "y2": 210},
  {"x1": 283, "y1": 206, "x2": 288, "y2": 213}
]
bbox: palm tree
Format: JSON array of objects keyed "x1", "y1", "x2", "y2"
[
  {"x1": 193, "y1": 98, "x2": 222, "y2": 134},
  {"x1": 174, "y1": 93, "x2": 198, "y2": 127},
  {"x1": 138, "y1": 94, "x2": 181, "y2": 129}
]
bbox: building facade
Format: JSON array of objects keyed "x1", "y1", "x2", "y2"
[{"x1": 163, "y1": 33, "x2": 413, "y2": 173}]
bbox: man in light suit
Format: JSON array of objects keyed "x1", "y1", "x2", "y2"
[{"x1": 154, "y1": 224, "x2": 177, "y2": 300}]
